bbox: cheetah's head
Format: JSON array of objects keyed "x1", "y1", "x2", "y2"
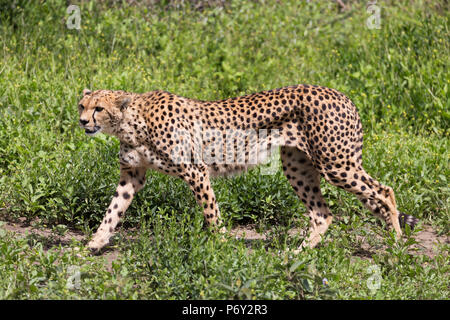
[{"x1": 78, "y1": 89, "x2": 131, "y2": 136}]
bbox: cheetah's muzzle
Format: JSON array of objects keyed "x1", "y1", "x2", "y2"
[{"x1": 84, "y1": 126, "x2": 101, "y2": 136}]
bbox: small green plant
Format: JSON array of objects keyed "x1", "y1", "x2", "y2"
[{"x1": 286, "y1": 259, "x2": 336, "y2": 299}]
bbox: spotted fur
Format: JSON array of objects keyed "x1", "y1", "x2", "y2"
[{"x1": 78, "y1": 85, "x2": 418, "y2": 253}]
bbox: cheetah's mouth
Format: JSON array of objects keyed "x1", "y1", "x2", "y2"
[{"x1": 85, "y1": 126, "x2": 101, "y2": 136}]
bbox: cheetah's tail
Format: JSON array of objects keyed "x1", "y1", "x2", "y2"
[{"x1": 398, "y1": 211, "x2": 419, "y2": 230}]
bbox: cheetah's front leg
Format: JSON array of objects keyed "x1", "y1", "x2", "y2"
[
  {"x1": 181, "y1": 164, "x2": 226, "y2": 233},
  {"x1": 88, "y1": 166, "x2": 147, "y2": 253}
]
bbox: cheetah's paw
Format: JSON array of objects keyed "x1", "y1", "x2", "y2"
[{"x1": 87, "y1": 236, "x2": 110, "y2": 255}]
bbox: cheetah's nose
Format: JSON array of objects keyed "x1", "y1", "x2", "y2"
[{"x1": 79, "y1": 119, "x2": 89, "y2": 126}]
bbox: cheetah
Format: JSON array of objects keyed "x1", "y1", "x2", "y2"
[{"x1": 78, "y1": 85, "x2": 418, "y2": 253}]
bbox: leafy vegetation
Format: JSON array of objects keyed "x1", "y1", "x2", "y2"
[{"x1": 0, "y1": 0, "x2": 448, "y2": 299}]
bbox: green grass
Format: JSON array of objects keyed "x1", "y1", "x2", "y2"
[{"x1": 0, "y1": 0, "x2": 448, "y2": 299}]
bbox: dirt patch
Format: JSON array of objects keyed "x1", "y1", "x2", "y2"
[
  {"x1": 411, "y1": 225, "x2": 449, "y2": 257},
  {"x1": 230, "y1": 225, "x2": 267, "y2": 241},
  {"x1": 1, "y1": 219, "x2": 448, "y2": 268},
  {"x1": 230, "y1": 223, "x2": 448, "y2": 259},
  {"x1": 1, "y1": 218, "x2": 85, "y2": 248},
  {"x1": 0, "y1": 218, "x2": 130, "y2": 272}
]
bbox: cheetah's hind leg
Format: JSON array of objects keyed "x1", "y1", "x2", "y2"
[{"x1": 280, "y1": 147, "x2": 333, "y2": 249}]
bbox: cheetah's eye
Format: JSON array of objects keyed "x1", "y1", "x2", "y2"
[
  {"x1": 95, "y1": 107, "x2": 104, "y2": 112},
  {"x1": 78, "y1": 104, "x2": 85, "y2": 110}
]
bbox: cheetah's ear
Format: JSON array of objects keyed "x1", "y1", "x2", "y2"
[
  {"x1": 83, "y1": 88, "x2": 92, "y2": 96},
  {"x1": 117, "y1": 96, "x2": 131, "y2": 111}
]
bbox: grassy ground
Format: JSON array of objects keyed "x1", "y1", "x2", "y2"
[{"x1": 0, "y1": 0, "x2": 448, "y2": 299}]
